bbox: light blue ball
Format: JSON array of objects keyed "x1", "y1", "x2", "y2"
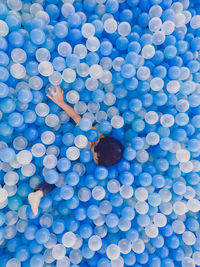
[
  {"x1": 24, "y1": 224, "x2": 38, "y2": 243},
  {"x1": 30, "y1": 29, "x2": 46, "y2": 45},
  {"x1": 29, "y1": 241, "x2": 43, "y2": 254},
  {"x1": 30, "y1": 254, "x2": 45, "y2": 267},
  {"x1": 121, "y1": 206, "x2": 135, "y2": 220},
  {"x1": 52, "y1": 219, "x2": 65, "y2": 234},
  {"x1": 0, "y1": 66, "x2": 9, "y2": 82},
  {"x1": 99, "y1": 120, "x2": 112, "y2": 134},
  {"x1": 87, "y1": 205, "x2": 100, "y2": 220},
  {"x1": 60, "y1": 185, "x2": 74, "y2": 200},
  {"x1": 0, "y1": 82, "x2": 9, "y2": 98},
  {"x1": 17, "y1": 89, "x2": 33, "y2": 104},
  {"x1": 0, "y1": 148, "x2": 15, "y2": 163},
  {"x1": 44, "y1": 169, "x2": 59, "y2": 184},
  {"x1": 94, "y1": 166, "x2": 108, "y2": 180},
  {"x1": 123, "y1": 147, "x2": 136, "y2": 161},
  {"x1": 0, "y1": 51, "x2": 9, "y2": 66},
  {"x1": 92, "y1": 89, "x2": 105, "y2": 103},
  {"x1": 79, "y1": 118, "x2": 93, "y2": 131},
  {"x1": 66, "y1": 54, "x2": 80, "y2": 69},
  {"x1": 16, "y1": 246, "x2": 30, "y2": 262},
  {"x1": 8, "y1": 112, "x2": 24, "y2": 127},
  {"x1": 35, "y1": 228, "x2": 50, "y2": 244},
  {"x1": 5, "y1": 14, "x2": 21, "y2": 31},
  {"x1": 57, "y1": 157, "x2": 71, "y2": 172},
  {"x1": 79, "y1": 224, "x2": 93, "y2": 239},
  {"x1": 0, "y1": 3, "x2": 8, "y2": 19},
  {"x1": 54, "y1": 22, "x2": 68, "y2": 38},
  {"x1": 119, "y1": 171, "x2": 134, "y2": 185},
  {"x1": 80, "y1": 149, "x2": 93, "y2": 163},
  {"x1": 65, "y1": 171, "x2": 80, "y2": 186}
]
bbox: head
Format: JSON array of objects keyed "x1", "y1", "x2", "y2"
[{"x1": 91, "y1": 137, "x2": 124, "y2": 167}]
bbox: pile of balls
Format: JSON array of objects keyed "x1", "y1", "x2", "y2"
[{"x1": 0, "y1": 0, "x2": 200, "y2": 266}]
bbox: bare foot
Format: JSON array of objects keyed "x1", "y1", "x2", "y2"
[{"x1": 28, "y1": 190, "x2": 44, "y2": 216}]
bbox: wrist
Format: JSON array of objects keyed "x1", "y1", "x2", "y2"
[{"x1": 59, "y1": 100, "x2": 65, "y2": 107}]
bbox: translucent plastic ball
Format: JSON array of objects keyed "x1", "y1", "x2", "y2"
[
  {"x1": 162, "y1": 20, "x2": 175, "y2": 35},
  {"x1": 44, "y1": 169, "x2": 59, "y2": 184},
  {"x1": 88, "y1": 235, "x2": 102, "y2": 251},
  {"x1": 57, "y1": 158, "x2": 71, "y2": 172},
  {"x1": 62, "y1": 68, "x2": 76, "y2": 83},
  {"x1": 60, "y1": 185, "x2": 74, "y2": 200},
  {"x1": 149, "y1": 17, "x2": 162, "y2": 32},
  {"x1": 142, "y1": 45, "x2": 155, "y2": 59},
  {"x1": 38, "y1": 61, "x2": 53, "y2": 77},
  {"x1": 137, "y1": 66, "x2": 151, "y2": 80},
  {"x1": 0, "y1": 148, "x2": 16, "y2": 163},
  {"x1": 111, "y1": 115, "x2": 124, "y2": 129},
  {"x1": 118, "y1": 22, "x2": 131, "y2": 36},
  {"x1": 74, "y1": 135, "x2": 88, "y2": 149},
  {"x1": 35, "y1": 227, "x2": 50, "y2": 244},
  {"x1": 54, "y1": 22, "x2": 68, "y2": 39},
  {"x1": 41, "y1": 131, "x2": 55, "y2": 145},
  {"x1": 52, "y1": 244, "x2": 66, "y2": 260},
  {"x1": 78, "y1": 118, "x2": 93, "y2": 131},
  {"x1": 0, "y1": 82, "x2": 9, "y2": 98},
  {"x1": 0, "y1": 188, "x2": 8, "y2": 203},
  {"x1": 17, "y1": 88, "x2": 33, "y2": 103},
  {"x1": 30, "y1": 28, "x2": 45, "y2": 45},
  {"x1": 6, "y1": 258, "x2": 21, "y2": 267},
  {"x1": 30, "y1": 254, "x2": 44, "y2": 267},
  {"x1": 31, "y1": 143, "x2": 46, "y2": 157},
  {"x1": 104, "y1": 18, "x2": 117, "y2": 33},
  {"x1": 66, "y1": 90, "x2": 80, "y2": 104},
  {"x1": 86, "y1": 129, "x2": 99, "y2": 142},
  {"x1": 150, "y1": 77, "x2": 164, "y2": 91},
  {"x1": 81, "y1": 23, "x2": 95, "y2": 38},
  {"x1": 10, "y1": 63, "x2": 26, "y2": 79},
  {"x1": 106, "y1": 244, "x2": 120, "y2": 260},
  {"x1": 8, "y1": 112, "x2": 24, "y2": 127},
  {"x1": 66, "y1": 146, "x2": 80, "y2": 161},
  {"x1": 62, "y1": 232, "x2": 77, "y2": 248},
  {"x1": 16, "y1": 150, "x2": 32, "y2": 165},
  {"x1": 0, "y1": 20, "x2": 9, "y2": 37},
  {"x1": 86, "y1": 36, "x2": 100, "y2": 52},
  {"x1": 4, "y1": 171, "x2": 19, "y2": 186}
]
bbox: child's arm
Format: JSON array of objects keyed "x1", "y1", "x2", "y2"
[{"x1": 47, "y1": 85, "x2": 81, "y2": 124}]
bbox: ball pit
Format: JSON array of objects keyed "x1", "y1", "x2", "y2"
[{"x1": 0, "y1": 0, "x2": 200, "y2": 266}]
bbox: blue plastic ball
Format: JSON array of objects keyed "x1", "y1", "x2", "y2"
[
  {"x1": 8, "y1": 31, "x2": 25, "y2": 48},
  {"x1": 30, "y1": 29, "x2": 46, "y2": 45},
  {"x1": 44, "y1": 169, "x2": 59, "y2": 184},
  {"x1": 0, "y1": 148, "x2": 15, "y2": 163}
]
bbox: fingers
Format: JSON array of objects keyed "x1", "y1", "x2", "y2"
[
  {"x1": 48, "y1": 87, "x2": 54, "y2": 95},
  {"x1": 55, "y1": 85, "x2": 62, "y2": 93}
]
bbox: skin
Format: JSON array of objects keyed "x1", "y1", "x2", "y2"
[
  {"x1": 47, "y1": 85, "x2": 100, "y2": 164},
  {"x1": 28, "y1": 85, "x2": 100, "y2": 216}
]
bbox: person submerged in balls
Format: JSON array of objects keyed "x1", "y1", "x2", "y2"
[{"x1": 28, "y1": 85, "x2": 124, "y2": 216}]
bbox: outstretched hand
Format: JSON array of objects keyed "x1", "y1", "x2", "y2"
[{"x1": 47, "y1": 85, "x2": 64, "y2": 106}]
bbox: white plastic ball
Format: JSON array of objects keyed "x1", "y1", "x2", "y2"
[
  {"x1": 62, "y1": 68, "x2": 76, "y2": 83},
  {"x1": 66, "y1": 146, "x2": 80, "y2": 160},
  {"x1": 106, "y1": 244, "x2": 120, "y2": 260},
  {"x1": 88, "y1": 235, "x2": 102, "y2": 251},
  {"x1": 38, "y1": 61, "x2": 54, "y2": 77},
  {"x1": 104, "y1": 18, "x2": 118, "y2": 33},
  {"x1": 62, "y1": 232, "x2": 77, "y2": 248}
]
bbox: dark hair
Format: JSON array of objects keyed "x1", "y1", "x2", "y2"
[{"x1": 94, "y1": 137, "x2": 124, "y2": 167}]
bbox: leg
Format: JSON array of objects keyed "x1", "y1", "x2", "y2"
[{"x1": 28, "y1": 181, "x2": 56, "y2": 216}]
